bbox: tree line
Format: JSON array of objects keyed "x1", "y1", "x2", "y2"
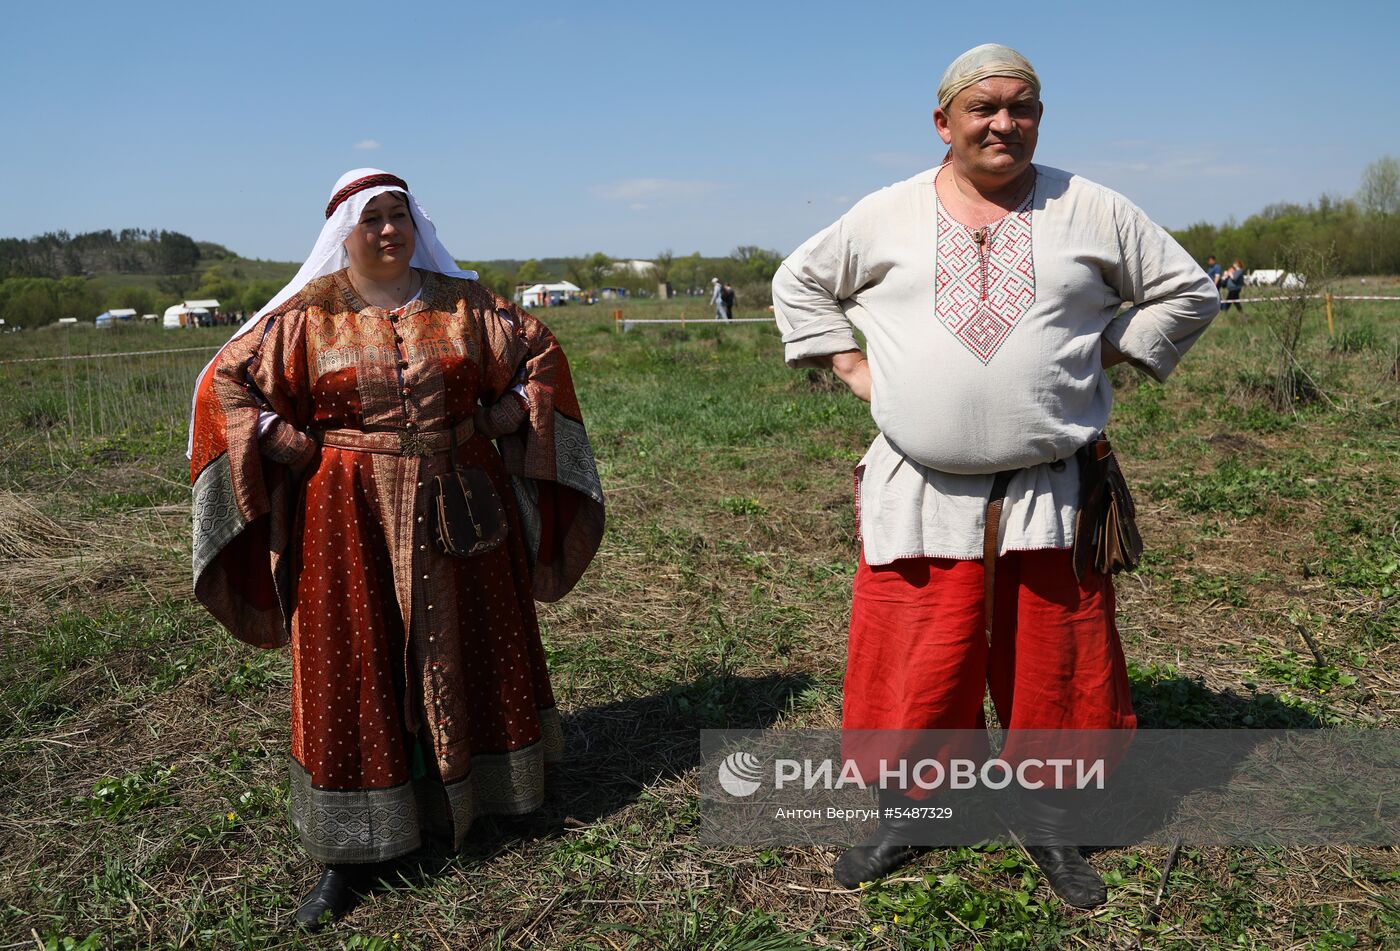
[
  {"x1": 463, "y1": 246, "x2": 786, "y2": 301},
  {"x1": 0, "y1": 228, "x2": 203, "y2": 280},
  {"x1": 1170, "y1": 156, "x2": 1400, "y2": 275},
  {"x1": 4, "y1": 157, "x2": 1396, "y2": 329}
]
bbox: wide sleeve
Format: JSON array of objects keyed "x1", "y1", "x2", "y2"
[
  {"x1": 190, "y1": 308, "x2": 312, "y2": 648},
  {"x1": 771, "y1": 212, "x2": 871, "y2": 368},
  {"x1": 1100, "y1": 195, "x2": 1220, "y2": 383},
  {"x1": 474, "y1": 289, "x2": 606, "y2": 602}
]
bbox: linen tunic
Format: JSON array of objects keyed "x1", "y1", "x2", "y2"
[
  {"x1": 773, "y1": 164, "x2": 1218, "y2": 563},
  {"x1": 191, "y1": 269, "x2": 604, "y2": 862}
]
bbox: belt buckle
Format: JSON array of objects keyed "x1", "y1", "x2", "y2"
[{"x1": 397, "y1": 430, "x2": 434, "y2": 457}]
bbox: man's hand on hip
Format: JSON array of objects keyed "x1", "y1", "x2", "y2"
[{"x1": 826, "y1": 349, "x2": 872, "y2": 402}]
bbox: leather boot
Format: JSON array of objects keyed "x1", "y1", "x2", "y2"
[
  {"x1": 294, "y1": 864, "x2": 362, "y2": 930},
  {"x1": 1019, "y1": 792, "x2": 1106, "y2": 909},
  {"x1": 833, "y1": 789, "x2": 932, "y2": 889}
]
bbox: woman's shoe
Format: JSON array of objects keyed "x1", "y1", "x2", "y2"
[{"x1": 294, "y1": 865, "x2": 360, "y2": 930}]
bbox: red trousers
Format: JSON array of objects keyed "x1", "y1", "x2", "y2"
[{"x1": 844, "y1": 547, "x2": 1136, "y2": 732}]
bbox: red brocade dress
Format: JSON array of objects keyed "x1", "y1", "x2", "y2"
[{"x1": 190, "y1": 269, "x2": 604, "y2": 863}]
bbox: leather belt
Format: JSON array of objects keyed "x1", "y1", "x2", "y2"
[
  {"x1": 317, "y1": 417, "x2": 475, "y2": 457},
  {"x1": 983, "y1": 469, "x2": 1017, "y2": 645}
]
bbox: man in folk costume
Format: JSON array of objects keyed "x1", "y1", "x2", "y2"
[
  {"x1": 772, "y1": 46, "x2": 1218, "y2": 907},
  {"x1": 190, "y1": 169, "x2": 604, "y2": 928}
]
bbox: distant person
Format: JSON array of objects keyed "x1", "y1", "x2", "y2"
[
  {"x1": 1221, "y1": 259, "x2": 1245, "y2": 311},
  {"x1": 189, "y1": 168, "x2": 605, "y2": 931},
  {"x1": 1205, "y1": 255, "x2": 1223, "y2": 289},
  {"x1": 720, "y1": 282, "x2": 736, "y2": 320},
  {"x1": 710, "y1": 276, "x2": 724, "y2": 320}
]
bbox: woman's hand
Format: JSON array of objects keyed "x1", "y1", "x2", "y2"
[
  {"x1": 475, "y1": 391, "x2": 530, "y2": 438},
  {"x1": 828, "y1": 349, "x2": 872, "y2": 402},
  {"x1": 258, "y1": 414, "x2": 319, "y2": 470}
]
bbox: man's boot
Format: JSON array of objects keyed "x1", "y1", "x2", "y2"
[
  {"x1": 1018, "y1": 791, "x2": 1107, "y2": 909},
  {"x1": 833, "y1": 789, "x2": 932, "y2": 888},
  {"x1": 294, "y1": 864, "x2": 362, "y2": 930}
]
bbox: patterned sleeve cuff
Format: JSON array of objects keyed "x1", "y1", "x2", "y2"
[
  {"x1": 259, "y1": 417, "x2": 318, "y2": 468},
  {"x1": 475, "y1": 391, "x2": 530, "y2": 438}
]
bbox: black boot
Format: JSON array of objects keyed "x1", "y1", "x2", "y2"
[
  {"x1": 1019, "y1": 792, "x2": 1106, "y2": 909},
  {"x1": 833, "y1": 790, "x2": 932, "y2": 888},
  {"x1": 294, "y1": 864, "x2": 362, "y2": 930}
]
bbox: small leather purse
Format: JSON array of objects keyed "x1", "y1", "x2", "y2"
[
  {"x1": 432, "y1": 428, "x2": 508, "y2": 557},
  {"x1": 1073, "y1": 435, "x2": 1143, "y2": 581}
]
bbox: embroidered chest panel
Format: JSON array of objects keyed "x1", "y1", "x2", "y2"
[{"x1": 934, "y1": 192, "x2": 1036, "y2": 364}]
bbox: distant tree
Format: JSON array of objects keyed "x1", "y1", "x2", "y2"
[
  {"x1": 154, "y1": 230, "x2": 201, "y2": 273},
  {"x1": 515, "y1": 260, "x2": 546, "y2": 285},
  {"x1": 457, "y1": 260, "x2": 514, "y2": 297},
  {"x1": 730, "y1": 245, "x2": 784, "y2": 285},
  {"x1": 241, "y1": 279, "x2": 283, "y2": 314},
  {"x1": 1357, "y1": 156, "x2": 1400, "y2": 217},
  {"x1": 669, "y1": 252, "x2": 706, "y2": 292},
  {"x1": 566, "y1": 252, "x2": 613, "y2": 291},
  {"x1": 651, "y1": 249, "x2": 674, "y2": 284},
  {"x1": 0, "y1": 275, "x2": 100, "y2": 325},
  {"x1": 107, "y1": 285, "x2": 155, "y2": 314}
]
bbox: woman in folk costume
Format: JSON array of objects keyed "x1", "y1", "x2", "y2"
[{"x1": 189, "y1": 169, "x2": 605, "y2": 929}]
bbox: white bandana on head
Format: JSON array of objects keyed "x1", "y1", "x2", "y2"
[
  {"x1": 187, "y1": 168, "x2": 478, "y2": 456},
  {"x1": 936, "y1": 43, "x2": 1040, "y2": 112}
]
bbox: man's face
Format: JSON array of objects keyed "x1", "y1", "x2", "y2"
[{"x1": 934, "y1": 77, "x2": 1042, "y2": 183}]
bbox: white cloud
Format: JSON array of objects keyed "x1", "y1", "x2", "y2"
[
  {"x1": 590, "y1": 178, "x2": 720, "y2": 202},
  {"x1": 354, "y1": 139, "x2": 381, "y2": 151}
]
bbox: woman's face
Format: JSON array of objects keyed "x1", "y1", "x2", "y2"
[{"x1": 343, "y1": 191, "x2": 416, "y2": 278}]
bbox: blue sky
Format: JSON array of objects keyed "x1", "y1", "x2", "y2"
[{"x1": 4, "y1": 0, "x2": 1398, "y2": 262}]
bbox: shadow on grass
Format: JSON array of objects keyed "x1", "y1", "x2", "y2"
[
  {"x1": 1129, "y1": 663, "x2": 1325, "y2": 729},
  {"x1": 378, "y1": 671, "x2": 813, "y2": 890},
  {"x1": 1060, "y1": 666, "x2": 1342, "y2": 851}
]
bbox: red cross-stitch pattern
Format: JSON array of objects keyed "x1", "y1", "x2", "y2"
[{"x1": 934, "y1": 193, "x2": 1035, "y2": 364}]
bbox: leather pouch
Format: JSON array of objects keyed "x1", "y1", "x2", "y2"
[
  {"x1": 432, "y1": 429, "x2": 508, "y2": 557},
  {"x1": 1073, "y1": 435, "x2": 1143, "y2": 581}
]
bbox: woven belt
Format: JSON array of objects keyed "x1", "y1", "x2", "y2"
[
  {"x1": 317, "y1": 418, "x2": 475, "y2": 457},
  {"x1": 983, "y1": 469, "x2": 1017, "y2": 645}
]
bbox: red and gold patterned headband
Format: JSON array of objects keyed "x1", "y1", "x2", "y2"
[{"x1": 324, "y1": 173, "x2": 409, "y2": 218}]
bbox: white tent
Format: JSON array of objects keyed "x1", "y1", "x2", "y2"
[
  {"x1": 516, "y1": 282, "x2": 581, "y2": 308},
  {"x1": 163, "y1": 304, "x2": 190, "y2": 329},
  {"x1": 95, "y1": 308, "x2": 138, "y2": 328}
]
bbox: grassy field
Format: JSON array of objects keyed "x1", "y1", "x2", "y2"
[{"x1": 1, "y1": 288, "x2": 1397, "y2": 949}]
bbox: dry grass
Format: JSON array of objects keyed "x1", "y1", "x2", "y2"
[{"x1": 1, "y1": 306, "x2": 1397, "y2": 949}]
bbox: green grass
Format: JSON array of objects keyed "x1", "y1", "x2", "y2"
[{"x1": 1, "y1": 295, "x2": 1398, "y2": 947}]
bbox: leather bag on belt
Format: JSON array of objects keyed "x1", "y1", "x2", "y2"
[
  {"x1": 434, "y1": 426, "x2": 509, "y2": 558},
  {"x1": 1072, "y1": 435, "x2": 1143, "y2": 582}
]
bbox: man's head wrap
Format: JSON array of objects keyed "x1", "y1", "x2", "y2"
[
  {"x1": 936, "y1": 44, "x2": 1040, "y2": 111},
  {"x1": 186, "y1": 168, "x2": 477, "y2": 456}
]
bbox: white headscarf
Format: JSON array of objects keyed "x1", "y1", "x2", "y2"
[
  {"x1": 936, "y1": 43, "x2": 1040, "y2": 111},
  {"x1": 188, "y1": 168, "x2": 478, "y2": 456}
]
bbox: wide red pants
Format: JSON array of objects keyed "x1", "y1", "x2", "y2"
[{"x1": 844, "y1": 547, "x2": 1136, "y2": 731}]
